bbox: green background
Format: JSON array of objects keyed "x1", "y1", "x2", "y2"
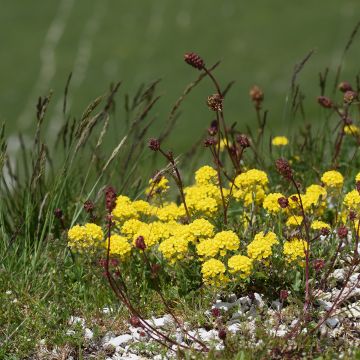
[{"x1": 1, "y1": 0, "x2": 360, "y2": 151}]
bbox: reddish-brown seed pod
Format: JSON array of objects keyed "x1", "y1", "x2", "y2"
[{"x1": 184, "y1": 52, "x2": 205, "y2": 70}]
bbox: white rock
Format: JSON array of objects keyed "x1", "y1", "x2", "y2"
[
  {"x1": 253, "y1": 293, "x2": 265, "y2": 308},
  {"x1": 341, "y1": 301, "x2": 360, "y2": 319},
  {"x1": 271, "y1": 300, "x2": 282, "y2": 311},
  {"x1": 84, "y1": 328, "x2": 93, "y2": 340},
  {"x1": 228, "y1": 323, "x2": 241, "y2": 333},
  {"x1": 326, "y1": 317, "x2": 340, "y2": 329},
  {"x1": 212, "y1": 301, "x2": 235, "y2": 311},
  {"x1": 147, "y1": 314, "x2": 173, "y2": 327},
  {"x1": 227, "y1": 293, "x2": 238, "y2": 303},
  {"x1": 68, "y1": 316, "x2": 85, "y2": 328},
  {"x1": 104, "y1": 334, "x2": 133, "y2": 347},
  {"x1": 102, "y1": 307, "x2": 113, "y2": 314},
  {"x1": 332, "y1": 269, "x2": 345, "y2": 282},
  {"x1": 317, "y1": 299, "x2": 333, "y2": 311},
  {"x1": 66, "y1": 330, "x2": 75, "y2": 336},
  {"x1": 197, "y1": 328, "x2": 219, "y2": 342},
  {"x1": 349, "y1": 273, "x2": 360, "y2": 285}
]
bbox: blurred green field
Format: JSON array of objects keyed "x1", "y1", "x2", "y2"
[{"x1": 1, "y1": 0, "x2": 360, "y2": 152}]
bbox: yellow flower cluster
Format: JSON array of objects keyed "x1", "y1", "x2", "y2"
[
  {"x1": 311, "y1": 220, "x2": 330, "y2": 230},
  {"x1": 356, "y1": 173, "x2": 360, "y2": 182},
  {"x1": 145, "y1": 175, "x2": 169, "y2": 196},
  {"x1": 158, "y1": 236, "x2": 190, "y2": 263},
  {"x1": 247, "y1": 231, "x2": 278, "y2": 260},
  {"x1": 195, "y1": 166, "x2": 218, "y2": 185},
  {"x1": 321, "y1": 170, "x2": 344, "y2": 188},
  {"x1": 343, "y1": 190, "x2": 360, "y2": 210},
  {"x1": 228, "y1": 255, "x2": 253, "y2": 278},
  {"x1": 201, "y1": 258, "x2": 227, "y2": 285},
  {"x1": 286, "y1": 215, "x2": 303, "y2": 227},
  {"x1": 197, "y1": 230, "x2": 240, "y2": 258},
  {"x1": 272, "y1": 136, "x2": 289, "y2": 146},
  {"x1": 288, "y1": 184, "x2": 326, "y2": 212},
  {"x1": 233, "y1": 169, "x2": 268, "y2": 206},
  {"x1": 344, "y1": 124, "x2": 360, "y2": 136},
  {"x1": 184, "y1": 166, "x2": 226, "y2": 215},
  {"x1": 263, "y1": 192, "x2": 285, "y2": 213},
  {"x1": 68, "y1": 223, "x2": 104, "y2": 251},
  {"x1": 283, "y1": 238, "x2": 307, "y2": 263},
  {"x1": 108, "y1": 234, "x2": 131, "y2": 257}
]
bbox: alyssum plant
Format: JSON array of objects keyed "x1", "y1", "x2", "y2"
[{"x1": 65, "y1": 52, "x2": 360, "y2": 353}]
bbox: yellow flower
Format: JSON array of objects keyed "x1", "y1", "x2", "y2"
[
  {"x1": 213, "y1": 230, "x2": 240, "y2": 255},
  {"x1": 188, "y1": 218, "x2": 215, "y2": 238},
  {"x1": 68, "y1": 223, "x2": 104, "y2": 251},
  {"x1": 201, "y1": 258, "x2": 227, "y2": 286},
  {"x1": 228, "y1": 255, "x2": 253, "y2": 279},
  {"x1": 344, "y1": 124, "x2": 360, "y2": 136},
  {"x1": 286, "y1": 215, "x2": 303, "y2": 227},
  {"x1": 107, "y1": 234, "x2": 131, "y2": 257},
  {"x1": 158, "y1": 236, "x2": 190, "y2": 263},
  {"x1": 195, "y1": 166, "x2": 218, "y2": 186},
  {"x1": 283, "y1": 238, "x2": 307, "y2": 263},
  {"x1": 321, "y1": 170, "x2": 343, "y2": 188},
  {"x1": 311, "y1": 220, "x2": 330, "y2": 230},
  {"x1": 247, "y1": 231, "x2": 278, "y2": 260},
  {"x1": 145, "y1": 175, "x2": 169, "y2": 196},
  {"x1": 356, "y1": 172, "x2": 360, "y2": 182},
  {"x1": 121, "y1": 219, "x2": 145, "y2": 238},
  {"x1": 234, "y1": 169, "x2": 268, "y2": 188},
  {"x1": 272, "y1": 136, "x2": 289, "y2": 146},
  {"x1": 154, "y1": 202, "x2": 186, "y2": 222},
  {"x1": 112, "y1": 196, "x2": 138, "y2": 221},
  {"x1": 263, "y1": 193, "x2": 285, "y2": 213},
  {"x1": 343, "y1": 190, "x2": 360, "y2": 210}
]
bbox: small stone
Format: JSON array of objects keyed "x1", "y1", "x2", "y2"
[
  {"x1": 271, "y1": 300, "x2": 282, "y2": 311},
  {"x1": 212, "y1": 301, "x2": 235, "y2": 311},
  {"x1": 253, "y1": 293, "x2": 265, "y2": 308},
  {"x1": 104, "y1": 334, "x2": 133, "y2": 347},
  {"x1": 326, "y1": 317, "x2": 340, "y2": 329},
  {"x1": 227, "y1": 323, "x2": 241, "y2": 333},
  {"x1": 332, "y1": 268, "x2": 346, "y2": 282},
  {"x1": 317, "y1": 299, "x2": 333, "y2": 311},
  {"x1": 84, "y1": 328, "x2": 93, "y2": 340}
]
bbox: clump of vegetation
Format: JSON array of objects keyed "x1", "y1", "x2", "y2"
[{"x1": 1, "y1": 29, "x2": 360, "y2": 359}]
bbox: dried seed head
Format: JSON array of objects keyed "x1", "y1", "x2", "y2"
[
  {"x1": 275, "y1": 158, "x2": 293, "y2": 181},
  {"x1": 320, "y1": 227, "x2": 330, "y2": 236},
  {"x1": 208, "y1": 119, "x2": 218, "y2": 136},
  {"x1": 204, "y1": 137, "x2": 217, "y2": 147},
  {"x1": 54, "y1": 208, "x2": 63, "y2": 219},
  {"x1": 207, "y1": 93, "x2": 223, "y2": 112},
  {"x1": 249, "y1": 85, "x2": 264, "y2": 103},
  {"x1": 211, "y1": 308, "x2": 221, "y2": 318},
  {"x1": 337, "y1": 225, "x2": 348, "y2": 239},
  {"x1": 184, "y1": 52, "x2": 205, "y2": 70},
  {"x1": 135, "y1": 235, "x2": 146, "y2": 250},
  {"x1": 317, "y1": 96, "x2": 333, "y2": 109},
  {"x1": 290, "y1": 195, "x2": 299, "y2": 203},
  {"x1": 148, "y1": 138, "x2": 160, "y2": 151},
  {"x1": 105, "y1": 186, "x2": 117, "y2": 213},
  {"x1": 84, "y1": 200, "x2": 95, "y2": 213},
  {"x1": 344, "y1": 90, "x2": 358, "y2": 104},
  {"x1": 218, "y1": 328, "x2": 227, "y2": 341},
  {"x1": 313, "y1": 259, "x2": 325, "y2": 272},
  {"x1": 338, "y1": 81, "x2": 353, "y2": 93},
  {"x1": 280, "y1": 290, "x2": 289, "y2": 301},
  {"x1": 278, "y1": 197, "x2": 289, "y2": 209},
  {"x1": 129, "y1": 316, "x2": 141, "y2": 328},
  {"x1": 236, "y1": 134, "x2": 250, "y2": 148},
  {"x1": 349, "y1": 210, "x2": 357, "y2": 221}
]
